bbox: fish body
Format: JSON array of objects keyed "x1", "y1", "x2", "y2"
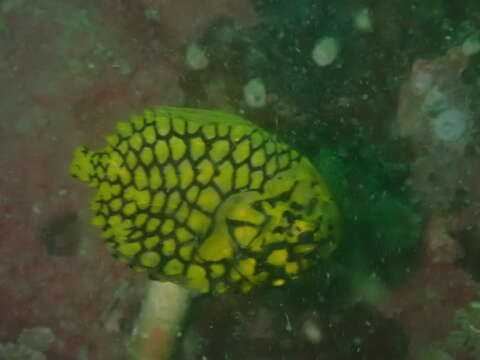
[{"x1": 70, "y1": 107, "x2": 340, "y2": 294}]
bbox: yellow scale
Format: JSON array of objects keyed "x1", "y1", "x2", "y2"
[{"x1": 71, "y1": 107, "x2": 341, "y2": 294}]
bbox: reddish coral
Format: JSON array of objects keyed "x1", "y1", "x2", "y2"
[
  {"x1": 380, "y1": 263, "x2": 477, "y2": 355},
  {"x1": 378, "y1": 214, "x2": 478, "y2": 354}
]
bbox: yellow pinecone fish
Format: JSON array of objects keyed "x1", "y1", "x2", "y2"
[{"x1": 70, "y1": 107, "x2": 340, "y2": 294}]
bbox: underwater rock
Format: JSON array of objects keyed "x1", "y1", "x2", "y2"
[
  {"x1": 395, "y1": 46, "x2": 473, "y2": 153},
  {"x1": 395, "y1": 47, "x2": 478, "y2": 212}
]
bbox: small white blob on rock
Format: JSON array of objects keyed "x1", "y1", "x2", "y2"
[
  {"x1": 185, "y1": 42, "x2": 209, "y2": 70},
  {"x1": 411, "y1": 70, "x2": 434, "y2": 95},
  {"x1": 462, "y1": 33, "x2": 480, "y2": 56},
  {"x1": 302, "y1": 319, "x2": 323, "y2": 344},
  {"x1": 312, "y1": 36, "x2": 339, "y2": 66},
  {"x1": 431, "y1": 108, "x2": 470, "y2": 142},
  {"x1": 243, "y1": 78, "x2": 267, "y2": 108},
  {"x1": 353, "y1": 8, "x2": 374, "y2": 33}
]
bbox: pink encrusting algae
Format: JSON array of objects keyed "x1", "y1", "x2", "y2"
[{"x1": 0, "y1": 0, "x2": 258, "y2": 359}]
